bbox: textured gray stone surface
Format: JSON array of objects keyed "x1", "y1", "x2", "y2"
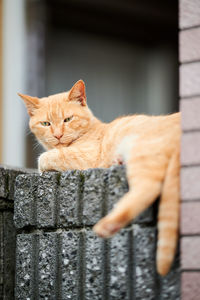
[
  {"x1": 109, "y1": 229, "x2": 129, "y2": 300},
  {"x1": 14, "y1": 166, "x2": 156, "y2": 230},
  {"x1": 37, "y1": 172, "x2": 59, "y2": 228},
  {"x1": 85, "y1": 230, "x2": 104, "y2": 300},
  {"x1": 12, "y1": 165, "x2": 181, "y2": 299},
  {"x1": 82, "y1": 168, "x2": 107, "y2": 226},
  {"x1": 61, "y1": 230, "x2": 80, "y2": 299},
  {"x1": 133, "y1": 225, "x2": 157, "y2": 300},
  {"x1": 15, "y1": 234, "x2": 33, "y2": 300},
  {"x1": 38, "y1": 233, "x2": 57, "y2": 299},
  {"x1": 0, "y1": 211, "x2": 16, "y2": 300},
  {"x1": 15, "y1": 229, "x2": 180, "y2": 300},
  {"x1": 0, "y1": 165, "x2": 36, "y2": 200},
  {"x1": 58, "y1": 170, "x2": 81, "y2": 226},
  {"x1": 14, "y1": 174, "x2": 37, "y2": 228}
]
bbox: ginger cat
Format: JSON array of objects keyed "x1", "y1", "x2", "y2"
[{"x1": 19, "y1": 80, "x2": 180, "y2": 276}]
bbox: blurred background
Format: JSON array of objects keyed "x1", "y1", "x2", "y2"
[{"x1": 0, "y1": 0, "x2": 178, "y2": 169}]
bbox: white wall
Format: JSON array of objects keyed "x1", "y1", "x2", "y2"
[{"x1": 2, "y1": 0, "x2": 27, "y2": 167}]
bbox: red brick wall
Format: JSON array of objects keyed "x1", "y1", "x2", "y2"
[{"x1": 180, "y1": 1, "x2": 200, "y2": 299}]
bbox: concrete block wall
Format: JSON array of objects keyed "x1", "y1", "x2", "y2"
[
  {"x1": 14, "y1": 166, "x2": 180, "y2": 300},
  {"x1": 179, "y1": 1, "x2": 200, "y2": 299},
  {"x1": 0, "y1": 165, "x2": 34, "y2": 300}
]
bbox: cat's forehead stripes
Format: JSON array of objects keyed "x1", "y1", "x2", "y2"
[
  {"x1": 48, "y1": 99, "x2": 64, "y2": 121},
  {"x1": 40, "y1": 92, "x2": 69, "y2": 122}
]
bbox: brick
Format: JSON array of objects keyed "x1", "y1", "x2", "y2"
[
  {"x1": 82, "y1": 169, "x2": 106, "y2": 226},
  {"x1": 85, "y1": 230, "x2": 104, "y2": 300},
  {"x1": 181, "y1": 202, "x2": 200, "y2": 234},
  {"x1": 180, "y1": 0, "x2": 200, "y2": 29},
  {"x1": 181, "y1": 132, "x2": 200, "y2": 165},
  {"x1": 109, "y1": 230, "x2": 129, "y2": 300},
  {"x1": 133, "y1": 225, "x2": 157, "y2": 300},
  {"x1": 180, "y1": 63, "x2": 200, "y2": 98},
  {"x1": 180, "y1": 98, "x2": 200, "y2": 131},
  {"x1": 181, "y1": 166, "x2": 200, "y2": 200},
  {"x1": 58, "y1": 170, "x2": 81, "y2": 227},
  {"x1": 61, "y1": 231, "x2": 79, "y2": 299},
  {"x1": 182, "y1": 272, "x2": 200, "y2": 300},
  {"x1": 180, "y1": 28, "x2": 200, "y2": 63},
  {"x1": 181, "y1": 237, "x2": 200, "y2": 269}
]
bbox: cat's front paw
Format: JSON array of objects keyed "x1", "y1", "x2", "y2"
[
  {"x1": 93, "y1": 216, "x2": 122, "y2": 238},
  {"x1": 38, "y1": 149, "x2": 65, "y2": 172},
  {"x1": 38, "y1": 152, "x2": 51, "y2": 172}
]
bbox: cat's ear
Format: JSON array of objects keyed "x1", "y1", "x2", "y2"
[
  {"x1": 18, "y1": 93, "x2": 39, "y2": 116},
  {"x1": 68, "y1": 80, "x2": 87, "y2": 106}
]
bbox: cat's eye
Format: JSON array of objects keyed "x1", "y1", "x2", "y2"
[
  {"x1": 64, "y1": 116, "x2": 73, "y2": 123},
  {"x1": 41, "y1": 121, "x2": 51, "y2": 126}
]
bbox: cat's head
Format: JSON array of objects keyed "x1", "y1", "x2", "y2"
[{"x1": 19, "y1": 80, "x2": 94, "y2": 149}]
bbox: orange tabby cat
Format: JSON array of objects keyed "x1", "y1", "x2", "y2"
[{"x1": 19, "y1": 80, "x2": 180, "y2": 276}]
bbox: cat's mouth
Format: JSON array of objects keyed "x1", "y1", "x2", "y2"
[{"x1": 55, "y1": 137, "x2": 79, "y2": 147}]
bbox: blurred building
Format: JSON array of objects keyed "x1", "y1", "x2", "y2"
[{"x1": 0, "y1": 0, "x2": 178, "y2": 168}]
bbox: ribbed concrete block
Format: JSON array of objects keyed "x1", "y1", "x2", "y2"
[
  {"x1": 58, "y1": 170, "x2": 81, "y2": 226},
  {"x1": 85, "y1": 230, "x2": 104, "y2": 300},
  {"x1": 15, "y1": 228, "x2": 180, "y2": 299},
  {"x1": 7, "y1": 168, "x2": 26, "y2": 200},
  {"x1": 38, "y1": 233, "x2": 57, "y2": 299},
  {"x1": 14, "y1": 174, "x2": 38, "y2": 228},
  {"x1": 0, "y1": 211, "x2": 16, "y2": 300},
  {"x1": 61, "y1": 231, "x2": 79, "y2": 299},
  {"x1": 109, "y1": 229, "x2": 129, "y2": 300},
  {"x1": 2, "y1": 212, "x2": 16, "y2": 299},
  {"x1": 14, "y1": 166, "x2": 180, "y2": 299},
  {"x1": 37, "y1": 172, "x2": 59, "y2": 228},
  {"x1": 133, "y1": 225, "x2": 157, "y2": 300},
  {"x1": 82, "y1": 169, "x2": 107, "y2": 226},
  {"x1": 0, "y1": 165, "x2": 36, "y2": 200},
  {"x1": 15, "y1": 234, "x2": 33, "y2": 300},
  {"x1": 107, "y1": 165, "x2": 128, "y2": 212},
  {"x1": 14, "y1": 166, "x2": 155, "y2": 229}
]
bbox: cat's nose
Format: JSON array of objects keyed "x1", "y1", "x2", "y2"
[{"x1": 54, "y1": 134, "x2": 63, "y2": 140}]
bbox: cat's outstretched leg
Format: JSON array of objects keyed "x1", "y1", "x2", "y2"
[
  {"x1": 93, "y1": 179, "x2": 161, "y2": 237},
  {"x1": 94, "y1": 137, "x2": 167, "y2": 237}
]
